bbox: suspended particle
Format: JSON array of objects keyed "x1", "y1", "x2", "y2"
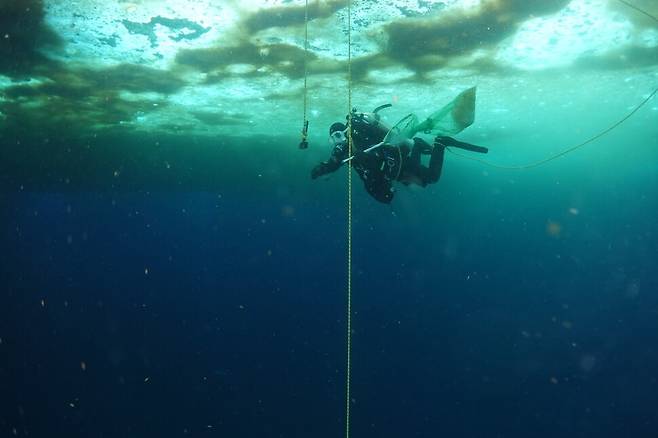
[{"x1": 546, "y1": 220, "x2": 562, "y2": 237}]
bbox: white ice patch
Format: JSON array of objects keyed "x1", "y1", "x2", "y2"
[
  {"x1": 496, "y1": 0, "x2": 634, "y2": 70},
  {"x1": 637, "y1": 28, "x2": 658, "y2": 48},
  {"x1": 28, "y1": 0, "x2": 657, "y2": 138},
  {"x1": 43, "y1": 0, "x2": 229, "y2": 69},
  {"x1": 366, "y1": 67, "x2": 416, "y2": 84}
]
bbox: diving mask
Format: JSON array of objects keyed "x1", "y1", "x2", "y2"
[{"x1": 329, "y1": 129, "x2": 347, "y2": 147}]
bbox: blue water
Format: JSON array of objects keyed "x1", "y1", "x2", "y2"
[
  {"x1": 2, "y1": 0, "x2": 658, "y2": 434},
  {"x1": 1, "y1": 135, "x2": 657, "y2": 437}
]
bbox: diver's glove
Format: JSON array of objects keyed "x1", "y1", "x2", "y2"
[{"x1": 311, "y1": 163, "x2": 325, "y2": 179}]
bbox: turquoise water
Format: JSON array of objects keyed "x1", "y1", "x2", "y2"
[{"x1": 1, "y1": 1, "x2": 657, "y2": 437}]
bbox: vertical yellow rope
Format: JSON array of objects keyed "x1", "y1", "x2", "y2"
[
  {"x1": 345, "y1": 0, "x2": 353, "y2": 437},
  {"x1": 299, "y1": 0, "x2": 309, "y2": 149},
  {"x1": 302, "y1": 0, "x2": 308, "y2": 120}
]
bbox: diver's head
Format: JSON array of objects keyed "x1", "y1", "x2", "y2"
[{"x1": 329, "y1": 122, "x2": 347, "y2": 148}]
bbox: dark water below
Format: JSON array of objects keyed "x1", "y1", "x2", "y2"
[{"x1": 1, "y1": 131, "x2": 657, "y2": 438}]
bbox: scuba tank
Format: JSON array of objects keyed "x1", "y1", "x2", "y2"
[
  {"x1": 347, "y1": 104, "x2": 403, "y2": 182},
  {"x1": 348, "y1": 104, "x2": 392, "y2": 149}
]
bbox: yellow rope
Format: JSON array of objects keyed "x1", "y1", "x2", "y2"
[
  {"x1": 303, "y1": 0, "x2": 308, "y2": 119},
  {"x1": 299, "y1": 0, "x2": 309, "y2": 149},
  {"x1": 337, "y1": 3, "x2": 655, "y2": 437},
  {"x1": 447, "y1": 87, "x2": 657, "y2": 170},
  {"x1": 449, "y1": 0, "x2": 657, "y2": 169},
  {"x1": 345, "y1": 0, "x2": 353, "y2": 437}
]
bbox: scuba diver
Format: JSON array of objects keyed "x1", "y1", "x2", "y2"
[{"x1": 311, "y1": 88, "x2": 489, "y2": 204}]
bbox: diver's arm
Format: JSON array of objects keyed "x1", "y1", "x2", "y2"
[
  {"x1": 311, "y1": 144, "x2": 348, "y2": 179},
  {"x1": 311, "y1": 158, "x2": 341, "y2": 179}
]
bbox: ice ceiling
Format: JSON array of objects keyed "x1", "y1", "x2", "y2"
[{"x1": 0, "y1": 0, "x2": 656, "y2": 139}]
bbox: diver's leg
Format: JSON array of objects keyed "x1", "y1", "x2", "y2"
[
  {"x1": 426, "y1": 142, "x2": 446, "y2": 184},
  {"x1": 410, "y1": 141, "x2": 423, "y2": 165},
  {"x1": 412, "y1": 138, "x2": 434, "y2": 183},
  {"x1": 398, "y1": 141, "x2": 429, "y2": 186},
  {"x1": 436, "y1": 136, "x2": 488, "y2": 154}
]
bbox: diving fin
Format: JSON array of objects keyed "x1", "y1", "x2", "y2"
[{"x1": 416, "y1": 86, "x2": 476, "y2": 136}]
